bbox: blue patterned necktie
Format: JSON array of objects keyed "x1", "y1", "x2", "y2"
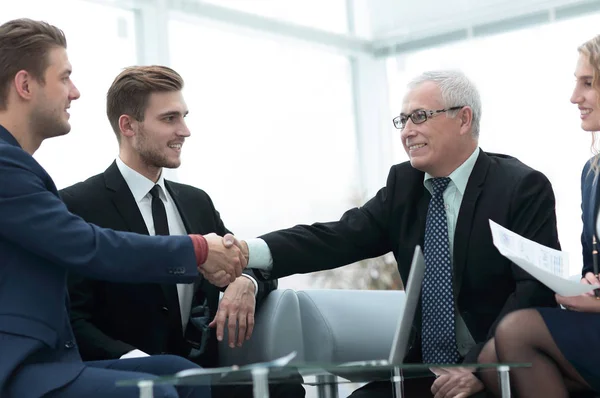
[{"x1": 421, "y1": 177, "x2": 461, "y2": 364}]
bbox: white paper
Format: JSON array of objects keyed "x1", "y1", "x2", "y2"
[{"x1": 489, "y1": 220, "x2": 597, "y2": 297}]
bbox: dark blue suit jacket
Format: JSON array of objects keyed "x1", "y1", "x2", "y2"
[
  {"x1": 581, "y1": 156, "x2": 600, "y2": 276},
  {"x1": 0, "y1": 125, "x2": 200, "y2": 397}
]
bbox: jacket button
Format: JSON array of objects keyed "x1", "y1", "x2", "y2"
[
  {"x1": 161, "y1": 306, "x2": 169, "y2": 313},
  {"x1": 65, "y1": 340, "x2": 75, "y2": 349}
]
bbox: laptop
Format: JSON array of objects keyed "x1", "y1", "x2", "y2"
[{"x1": 338, "y1": 245, "x2": 426, "y2": 370}]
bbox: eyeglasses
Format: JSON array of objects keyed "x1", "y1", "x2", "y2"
[{"x1": 392, "y1": 106, "x2": 465, "y2": 130}]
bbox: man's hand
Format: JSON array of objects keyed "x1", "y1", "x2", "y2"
[
  {"x1": 222, "y1": 234, "x2": 249, "y2": 263},
  {"x1": 199, "y1": 233, "x2": 246, "y2": 287},
  {"x1": 209, "y1": 276, "x2": 256, "y2": 348},
  {"x1": 429, "y1": 367, "x2": 483, "y2": 398}
]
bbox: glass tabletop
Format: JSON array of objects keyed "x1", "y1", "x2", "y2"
[{"x1": 116, "y1": 352, "x2": 530, "y2": 387}]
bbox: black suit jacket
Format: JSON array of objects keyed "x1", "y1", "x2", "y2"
[
  {"x1": 260, "y1": 150, "x2": 560, "y2": 363},
  {"x1": 60, "y1": 162, "x2": 277, "y2": 368}
]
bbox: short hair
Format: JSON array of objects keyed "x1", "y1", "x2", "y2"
[
  {"x1": 0, "y1": 18, "x2": 67, "y2": 110},
  {"x1": 106, "y1": 65, "x2": 184, "y2": 142},
  {"x1": 407, "y1": 70, "x2": 482, "y2": 137}
]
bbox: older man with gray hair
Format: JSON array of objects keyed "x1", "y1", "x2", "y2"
[{"x1": 233, "y1": 69, "x2": 560, "y2": 397}]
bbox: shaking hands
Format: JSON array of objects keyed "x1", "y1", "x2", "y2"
[{"x1": 197, "y1": 233, "x2": 249, "y2": 287}]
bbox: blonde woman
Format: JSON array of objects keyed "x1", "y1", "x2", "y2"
[{"x1": 480, "y1": 35, "x2": 600, "y2": 398}]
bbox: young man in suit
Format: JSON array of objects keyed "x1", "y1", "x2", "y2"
[
  {"x1": 236, "y1": 70, "x2": 561, "y2": 397},
  {"x1": 0, "y1": 18, "x2": 247, "y2": 398},
  {"x1": 61, "y1": 66, "x2": 305, "y2": 398}
]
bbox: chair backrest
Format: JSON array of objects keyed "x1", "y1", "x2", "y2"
[
  {"x1": 218, "y1": 288, "x2": 305, "y2": 366},
  {"x1": 297, "y1": 289, "x2": 406, "y2": 363}
]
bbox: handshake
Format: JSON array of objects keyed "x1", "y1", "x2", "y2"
[{"x1": 197, "y1": 233, "x2": 249, "y2": 287}]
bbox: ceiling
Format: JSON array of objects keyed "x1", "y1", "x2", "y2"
[
  {"x1": 163, "y1": 0, "x2": 600, "y2": 57},
  {"x1": 356, "y1": 0, "x2": 600, "y2": 47}
]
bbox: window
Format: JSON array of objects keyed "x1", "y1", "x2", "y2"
[
  {"x1": 169, "y1": 19, "x2": 357, "y2": 286},
  {"x1": 1, "y1": 0, "x2": 137, "y2": 189},
  {"x1": 197, "y1": 0, "x2": 349, "y2": 34}
]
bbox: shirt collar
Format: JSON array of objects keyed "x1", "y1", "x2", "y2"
[
  {"x1": 115, "y1": 156, "x2": 167, "y2": 203},
  {"x1": 424, "y1": 147, "x2": 480, "y2": 195}
]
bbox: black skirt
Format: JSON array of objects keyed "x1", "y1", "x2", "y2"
[{"x1": 538, "y1": 307, "x2": 600, "y2": 392}]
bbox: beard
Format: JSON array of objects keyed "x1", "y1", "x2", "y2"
[
  {"x1": 134, "y1": 126, "x2": 180, "y2": 169},
  {"x1": 30, "y1": 102, "x2": 70, "y2": 139}
]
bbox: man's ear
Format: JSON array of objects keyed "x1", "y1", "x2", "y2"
[
  {"x1": 459, "y1": 106, "x2": 473, "y2": 136},
  {"x1": 118, "y1": 115, "x2": 137, "y2": 139},
  {"x1": 13, "y1": 70, "x2": 35, "y2": 101}
]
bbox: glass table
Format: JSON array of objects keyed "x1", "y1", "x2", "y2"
[{"x1": 117, "y1": 353, "x2": 529, "y2": 398}]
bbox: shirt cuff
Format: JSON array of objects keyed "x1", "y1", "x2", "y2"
[
  {"x1": 246, "y1": 238, "x2": 273, "y2": 271},
  {"x1": 240, "y1": 273, "x2": 259, "y2": 296},
  {"x1": 189, "y1": 234, "x2": 208, "y2": 265}
]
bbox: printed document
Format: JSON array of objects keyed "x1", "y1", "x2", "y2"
[{"x1": 489, "y1": 220, "x2": 597, "y2": 296}]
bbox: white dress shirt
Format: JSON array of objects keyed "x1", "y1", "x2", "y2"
[{"x1": 116, "y1": 157, "x2": 195, "y2": 332}]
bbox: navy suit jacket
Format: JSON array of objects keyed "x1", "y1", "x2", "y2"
[
  {"x1": 581, "y1": 156, "x2": 599, "y2": 276},
  {"x1": 0, "y1": 125, "x2": 199, "y2": 397}
]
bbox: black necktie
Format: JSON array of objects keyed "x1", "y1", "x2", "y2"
[
  {"x1": 150, "y1": 185, "x2": 169, "y2": 236},
  {"x1": 149, "y1": 185, "x2": 184, "y2": 343}
]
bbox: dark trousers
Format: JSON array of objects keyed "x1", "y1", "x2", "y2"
[
  {"x1": 349, "y1": 376, "x2": 436, "y2": 398},
  {"x1": 213, "y1": 382, "x2": 305, "y2": 398},
  {"x1": 349, "y1": 337, "x2": 491, "y2": 398},
  {"x1": 349, "y1": 378, "x2": 491, "y2": 398},
  {"x1": 46, "y1": 355, "x2": 211, "y2": 398},
  {"x1": 212, "y1": 368, "x2": 305, "y2": 398}
]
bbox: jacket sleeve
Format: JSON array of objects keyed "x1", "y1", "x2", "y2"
[{"x1": 0, "y1": 145, "x2": 199, "y2": 284}]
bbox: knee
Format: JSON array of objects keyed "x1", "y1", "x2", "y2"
[
  {"x1": 477, "y1": 339, "x2": 497, "y2": 365},
  {"x1": 156, "y1": 354, "x2": 200, "y2": 373},
  {"x1": 494, "y1": 309, "x2": 532, "y2": 344}
]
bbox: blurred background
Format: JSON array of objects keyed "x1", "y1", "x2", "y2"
[{"x1": 3, "y1": 0, "x2": 600, "y2": 292}]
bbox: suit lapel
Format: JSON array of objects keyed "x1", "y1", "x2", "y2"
[
  {"x1": 104, "y1": 162, "x2": 149, "y2": 235},
  {"x1": 165, "y1": 181, "x2": 195, "y2": 234},
  {"x1": 592, "y1": 174, "x2": 600, "y2": 239},
  {"x1": 104, "y1": 163, "x2": 182, "y2": 334},
  {"x1": 453, "y1": 151, "x2": 489, "y2": 297},
  {"x1": 416, "y1": 187, "x2": 430, "y2": 258}
]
